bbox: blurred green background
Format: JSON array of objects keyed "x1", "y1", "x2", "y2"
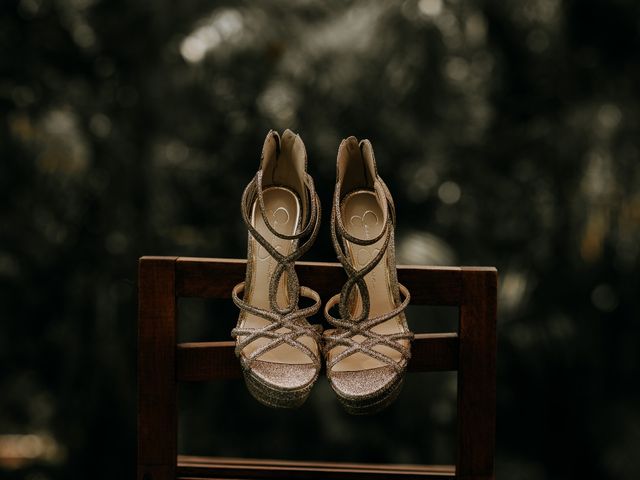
[{"x1": 1, "y1": 0, "x2": 639, "y2": 479}]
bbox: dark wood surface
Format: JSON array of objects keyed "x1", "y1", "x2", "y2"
[
  {"x1": 456, "y1": 268, "x2": 497, "y2": 480},
  {"x1": 138, "y1": 257, "x2": 179, "y2": 480},
  {"x1": 138, "y1": 256, "x2": 497, "y2": 480},
  {"x1": 175, "y1": 257, "x2": 464, "y2": 306},
  {"x1": 177, "y1": 456, "x2": 455, "y2": 479},
  {"x1": 176, "y1": 333, "x2": 459, "y2": 381}
]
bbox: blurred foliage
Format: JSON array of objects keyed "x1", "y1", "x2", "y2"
[{"x1": 1, "y1": 0, "x2": 640, "y2": 479}]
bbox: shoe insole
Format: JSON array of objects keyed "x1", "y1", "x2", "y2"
[
  {"x1": 238, "y1": 186, "x2": 318, "y2": 364},
  {"x1": 329, "y1": 190, "x2": 408, "y2": 372}
]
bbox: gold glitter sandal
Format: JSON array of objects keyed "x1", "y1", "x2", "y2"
[
  {"x1": 324, "y1": 136, "x2": 413, "y2": 415},
  {"x1": 231, "y1": 130, "x2": 322, "y2": 408}
]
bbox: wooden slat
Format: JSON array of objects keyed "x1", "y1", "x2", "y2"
[
  {"x1": 177, "y1": 455, "x2": 455, "y2": 479},
  {"x1": 456, "y1": 267, "x2": 497, "y2": 480},
  {"x1": 138, "y1": 256, "x2": 178, "y2": 480},
  {"x1": 176, "y1": 340, "x2": 238, "y2": 380},
  {"x1": 409, "y1": 333, "x2": 459, "y2": 372},
  {"x1": 175, "y1": 257, "x2": 463, "y2": 306},
  {"x1": 176, "y1": 333, "x2": 458, "y2": 381}
]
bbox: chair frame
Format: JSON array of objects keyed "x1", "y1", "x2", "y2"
[{"x1": 137, "y1": 256, "x2": 497, "y2": 480}]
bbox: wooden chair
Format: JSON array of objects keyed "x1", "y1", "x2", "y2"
[{"x1": 138, "y1": 256, "x2": 497, "y2": 480}]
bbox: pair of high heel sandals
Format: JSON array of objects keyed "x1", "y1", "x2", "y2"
[{"x1": 231, "y1": 130, "x2": 413, "y2": 415}]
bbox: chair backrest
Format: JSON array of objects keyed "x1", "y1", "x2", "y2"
[{"x1": 138, "y1": 256, "x2": 497, "y2": 480}]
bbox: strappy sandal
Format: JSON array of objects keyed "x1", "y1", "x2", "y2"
[
  {"x1": 324, "y1": 136, "x2": 413, "y2": 415},
  {"x1": 231, "y1": 130, "x2": 322, "y2": 408}
]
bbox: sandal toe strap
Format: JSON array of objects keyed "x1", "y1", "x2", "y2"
[
  {"x1": 232, "y1": 282, "x2": 322, "y2": 369},
  {"x1": 323, "y1": 283, "x2": 412, "y2": 372}
]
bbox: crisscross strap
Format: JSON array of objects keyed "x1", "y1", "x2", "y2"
[
  {"x1": 233, "y1": 170, "x2": 322, "y2": 367},
  {"x1": 232, "y1": 283, "x2": 322, "y2": 369},
  {"x1": 240, "y1": 170, "x2": 321, "y2": 315},
  {"x1": 331, "y1": 177, "x2": 394, "y2": 323},
  {"x1": 324, "y1": 284, "x2": 412, "y2": 373},
  {"x1": 325, "y1": 176, "x2": 412, "y2": 371}
]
